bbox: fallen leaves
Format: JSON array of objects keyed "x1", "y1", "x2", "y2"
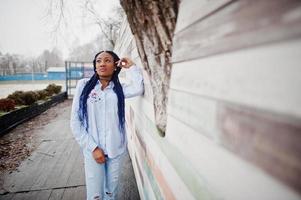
[{"x1": 0, "y1": 100, "x2": 70, "y2": 174}]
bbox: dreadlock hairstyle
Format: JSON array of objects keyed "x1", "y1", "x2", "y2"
[{"x1": 78, "y1": 51, "x2": 125, "y2": 144}]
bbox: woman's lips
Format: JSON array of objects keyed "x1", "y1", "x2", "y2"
[{"x1": 99, "y1": 68, "x2": 106, "y2": 72}]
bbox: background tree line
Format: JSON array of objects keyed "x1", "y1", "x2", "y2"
[
  {"x1": 0, "y1": 48, "x2": 64, "y2": 75},
  {"x1": 0, "y1": 1, "x2": 124, "y2": 76}
]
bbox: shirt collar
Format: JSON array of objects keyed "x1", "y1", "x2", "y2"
[{"x1": 97, "y1": 80, "x2": 114, "y2": 89}]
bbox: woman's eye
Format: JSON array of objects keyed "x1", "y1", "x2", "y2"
[{"x1": 96, "y1": 59, "x2": 112, "y2": 63}]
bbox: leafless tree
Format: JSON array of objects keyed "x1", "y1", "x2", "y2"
[
  {"x1": 82, "y1": 1, "x2": 124, "y2": 48},
  {"x1": 44, "y1": 0, "x2": 124, "y2": 50},
  {"x1": 43, "y1": 0, "x2": 68, "y2": 44}
]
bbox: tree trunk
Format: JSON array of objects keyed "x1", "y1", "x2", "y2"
[{"x1": 120, "y1": 0, "x2": 179, "y2": 135}]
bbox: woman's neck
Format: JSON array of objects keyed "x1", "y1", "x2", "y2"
[{"x1": 99, "y1": 76, "x2": 111, "y2": 90}]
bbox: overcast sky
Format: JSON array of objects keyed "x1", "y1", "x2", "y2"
[{"x1": 0, "y1": 0, "x2": 120, "y2": 58}]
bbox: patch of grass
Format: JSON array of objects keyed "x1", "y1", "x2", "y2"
[{"x1": 0, "y1": 111, "x2": 7, "y2": 117}]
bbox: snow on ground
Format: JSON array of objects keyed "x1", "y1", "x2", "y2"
[{"x1": 0, "y1": 80, "x2": 66, "y2": 98}]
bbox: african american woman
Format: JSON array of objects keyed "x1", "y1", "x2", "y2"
[{"x1": 70, "y1": 51, "x2": 144, "y2": 200}]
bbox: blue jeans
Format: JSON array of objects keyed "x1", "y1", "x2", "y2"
[{"x1": 83, "y1": 148, "x2": 126, "y2": 200}]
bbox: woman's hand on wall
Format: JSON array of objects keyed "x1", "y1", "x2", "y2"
[
  {"x1": 116, "y1": 57, "x2": 134, "y2": 68},
  {"x1": 92, "y1": 147, "x2": 106, "y2": 164}
]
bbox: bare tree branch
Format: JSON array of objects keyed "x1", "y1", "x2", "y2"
[
  {"x1": 44, "y1": 0, "x2": 122, "y2": 50},
  {"x1": 83, "y1": 1, "x2": 123, "y2": 47}
]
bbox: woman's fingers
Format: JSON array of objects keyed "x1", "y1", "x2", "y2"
[
  {"x1": 116, "y1": 57, "x2": 134, "y2": 68},
  {"x1": 115, "y1": 60, "x2": 122, "y2": 67},
  {"x1": 96, "y1": 157, "x2": 105, "y2": 164},
  {"x1": 92, "y1": 147, "x2": 106, "y2": 163},
  {"x1": 95, "y1": 155, "x2": 105, "y2": 163}
]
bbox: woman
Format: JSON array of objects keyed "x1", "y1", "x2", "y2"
[{"x1": 70, "y1": 51, "x2": 144, "y2": 200}]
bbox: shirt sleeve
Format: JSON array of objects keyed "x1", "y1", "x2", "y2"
[
  {"x1": 122, "y1": 65, "x2": 144, "y2": 98},
  {"x1": 70, "y1": 79, "x2": 98, "y2": 153}
]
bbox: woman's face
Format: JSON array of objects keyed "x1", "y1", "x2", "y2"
[{"x1": 95, "y1": 52, "x2": 116, "y2": 78}]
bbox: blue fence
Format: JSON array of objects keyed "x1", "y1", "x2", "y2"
[
  {"x1": 0, "y1": 73, "x2": 49, "y2": 81},
  {"x1": 47, "y1": 72, "x2": 66, "y2": 80},
  {"x1": 0, "y1": 66, "x2": 94, "y2": 81},
  {"x1": 0, "y1": 69, "x2": 84, "y2": 81}
]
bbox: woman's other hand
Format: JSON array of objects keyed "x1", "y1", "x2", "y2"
[
  {"x1": 115, "y1": 57, "x2": 134, "y2": 68},
  {"x1": 92, "y1": 147, "x2": 106, "y2": 164}
]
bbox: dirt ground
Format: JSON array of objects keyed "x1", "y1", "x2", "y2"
[{"x1": 0, "y1": 100, "x2": 71, "y2": 178}]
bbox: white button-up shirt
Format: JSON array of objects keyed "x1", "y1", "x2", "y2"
[{"x1": 70, "y1": 65, "x2": 144, "y2": 158}]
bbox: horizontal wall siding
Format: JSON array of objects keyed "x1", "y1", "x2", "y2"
[
  {"x1": 165, "y1": 115, "x2": 300, "y2": 200},
  {"x1": 170, "y1": 39, "x2": 301, "y2": 118},
  {"x1": 173, "y1": 0, "x2": 301, "y2": 63},
  {"x1": 175, "y1": 0, "x2": 233, "y2": 33},
  {"x1": 170, "y1": 0, "x2": 301, "y2": 198},
  {"x1": 127, "y1": 94, "x2": 197, "y2": 199},
  {"x1": 168, "y1": 89, "x2": 218, "y2": 140},
  {"x1": 217, "y1": 102, "x2": 301, "y2": 193},
  {"x1": 168, "y1": 87, "x2": 301, "y2": 194}
]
